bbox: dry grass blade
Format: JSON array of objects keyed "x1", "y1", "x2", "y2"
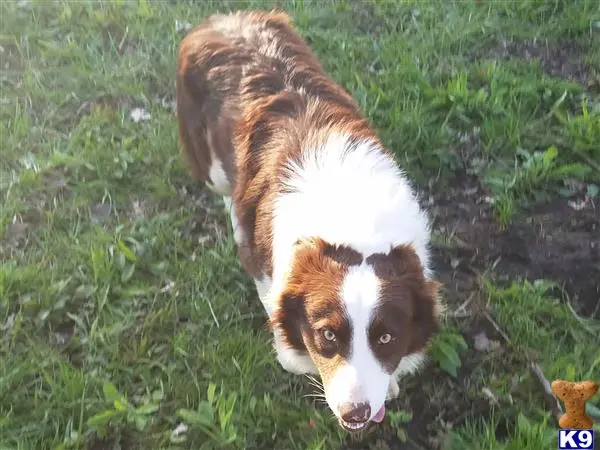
[
  {"x1": 118, "y1": 26, "x2": 129, "y2": 56},
  {"x1": 482, "y1": 310, "x2": 511, "y2": 344},
  {"x1": 529, "y1": 362, "x2": 563, "y2": 425}
]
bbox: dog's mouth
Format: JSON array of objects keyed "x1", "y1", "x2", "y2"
[
  {"x1": 338, "y1": 405, "x2": 385, "y2": 431},
  {"x1": 338, "y1": 419, "x2": 368, "y2": 431}
]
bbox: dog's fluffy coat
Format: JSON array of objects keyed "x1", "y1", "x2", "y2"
[{"x1": 176, "y1": 9, "x2": 442, "y2": 430}]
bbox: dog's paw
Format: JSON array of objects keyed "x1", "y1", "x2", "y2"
[
  {"x1": 386, "y1": 378, "x2": 400, "y2": 400},
  {"x1": 276, "y1": 351, "x2": 317, "y2": 374},
  {"x1": 274, "y1": 339, "x2": 318, "y2": 375}
]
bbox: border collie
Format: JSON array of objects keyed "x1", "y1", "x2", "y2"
[{"x1": 176, "y1": 9, "x2": 443, "y2": 431}]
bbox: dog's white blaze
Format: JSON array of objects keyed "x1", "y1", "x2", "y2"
[{"x1": 325, "y1": 264, "x2": 389, "y2": 421}]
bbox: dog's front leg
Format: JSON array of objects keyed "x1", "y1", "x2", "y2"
[{"x1": 386, "y1": 377, "x2": 400, "y2": 400}]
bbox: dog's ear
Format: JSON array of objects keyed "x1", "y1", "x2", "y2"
[
  {"x1": 407, "y1": 278, "x2": 442, "y2": 354},
  {"x1": 269, "y1": 291, "x2": 308, "y2": 352},
  {"x1": 368, "y1": 245, "x2": 443, "y2": 355},
  {"x1": 268, "y1": 237, "x2": 320, "y2": 351}
]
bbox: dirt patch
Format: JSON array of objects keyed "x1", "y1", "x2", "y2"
[
  {"x1": 351, "y1": 1, "x2": 385, "y2": 36},
  {"x1": 0, "y1": 205, "x2": 47, "y2": 261},
  {"x1": 0, "y1": 220, "x2": 31, "y2": 261},
  {"x1": 86, "y1": 431, "x2": 140, "y2": 450},
  {"x1": 431, "y1": 173, "x2": 599, "y2": 318},
  {"x1": 75, "y1": 94, "x2": 137, "y2": 117},
  {"x1": 0, "y1": 41, "x2": 28, "y2": 75},
  {"x1": 176, "y1": 183, "x2": 229, "y2": 245},
  {"x1": 477, "y1": 38, "x2": 592, "y2": 85}
]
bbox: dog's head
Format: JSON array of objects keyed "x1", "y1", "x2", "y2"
[{"x1": 271, "y1": 237, "x2": 441, "y2": 431}]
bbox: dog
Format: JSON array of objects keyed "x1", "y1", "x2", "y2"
[{"x1": 176, "y1": 9, "x2": 443, "y2": 431}]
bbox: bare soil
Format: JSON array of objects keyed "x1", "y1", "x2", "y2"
[
  {"x1": 476, "y1": 37, "x2": 595, "y2": 86},
  {"x1": 431, "y1": 173, "x2": 599, "y2": 319}
]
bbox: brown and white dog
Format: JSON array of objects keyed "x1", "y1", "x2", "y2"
[{"x1": 176, "y1": 10, "x2": 443, "y2": 431}]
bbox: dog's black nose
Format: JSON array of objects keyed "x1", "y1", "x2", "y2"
[{"x1": 339, "y1": 402, "x2": 371, "y2": 423}]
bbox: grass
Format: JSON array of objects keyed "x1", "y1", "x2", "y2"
[{"x1": 1, "y1": 0, "x2": 599, "y2": 449}]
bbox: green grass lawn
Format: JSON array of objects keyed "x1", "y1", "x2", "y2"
[{"x1": 1, "y1": 1, "x2": 599, "y2": 449}]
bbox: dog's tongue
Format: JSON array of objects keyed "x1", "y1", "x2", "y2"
[{"x1": 371, "y1": 405, "x2": 385, "y2": 423}]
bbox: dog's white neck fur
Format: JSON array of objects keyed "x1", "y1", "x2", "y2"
[{"x1": 267, "y1": 133, "x2": 432, "y2": 314}]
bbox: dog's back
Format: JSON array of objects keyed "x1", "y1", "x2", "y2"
[{"x1": 176, "y1": 10, "x2": 361, "y2": 196}]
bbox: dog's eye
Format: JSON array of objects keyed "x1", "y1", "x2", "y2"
[
  {"x1": 323, "y1": 329, "x2": 336, "y2": 341},
  {"x1": 378, "y1": 333, "x2": 392, "y2": 344}
]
